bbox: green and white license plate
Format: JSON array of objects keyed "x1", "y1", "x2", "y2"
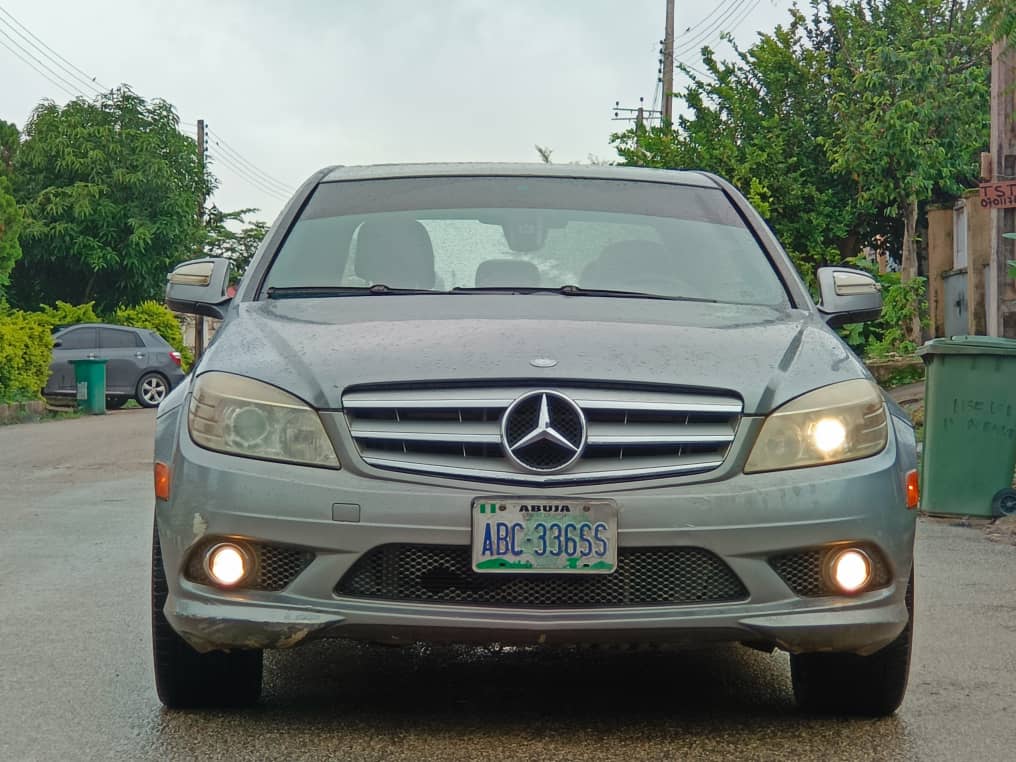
[{"x1": 471, "y1": 498, "x2": 618, "y2": 574}]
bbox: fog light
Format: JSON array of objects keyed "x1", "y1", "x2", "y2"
[
  {"x1": 830, "y1": 548, "x2": 871, "y2": 593},
  {"x1": 204, "y1": 543, "x2": 251, "y2": 587}
]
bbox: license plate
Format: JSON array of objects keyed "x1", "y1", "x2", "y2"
[{"x1": 471, "y1": 498, "x2": 618, "y2": 574}]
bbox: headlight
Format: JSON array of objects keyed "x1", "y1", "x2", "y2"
[
  {"x1": 744, "y1": 379, "x2": 887, "y2": 473},
  {"x1": 188, "y1": 372, "x2": 340, "y2": 468}
]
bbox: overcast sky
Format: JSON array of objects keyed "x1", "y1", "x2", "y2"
[{"x1": 2, "y1": 0, "x2": 795, "y2": 222}]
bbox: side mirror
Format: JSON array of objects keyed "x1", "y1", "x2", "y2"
[
  {"x1": 166, "y1": 258, "x2": 232, "y2": 319},
  {"x1": 816, "y1": 267, "x2": 883, "y2": 328},
  {"x1": 53, "y1": 340, "x2": 63, "y2": 348}
]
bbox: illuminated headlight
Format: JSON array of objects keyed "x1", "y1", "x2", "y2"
[
  {"x1": 188, "y1": 372, "x2": 340, "y2": 468},
  {"x1": 744, "y1": 379, "x2": 888, "y2": 473}
]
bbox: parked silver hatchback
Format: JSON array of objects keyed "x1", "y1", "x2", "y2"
[{"x1": 152, "y1": 164, "x2": 918, "y2": 714}]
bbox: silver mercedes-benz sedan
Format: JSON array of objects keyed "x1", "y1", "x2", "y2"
[{"x1": 152, "y1": 164, "x2": 918, "y2": 715}]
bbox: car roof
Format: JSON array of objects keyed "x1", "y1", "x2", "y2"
[
  {"x1": 54, "y1": 323, "x2": 149, "y2": 335},
  {"x1": 320, "y1": 162, "x2": 718, "y2": 187}
]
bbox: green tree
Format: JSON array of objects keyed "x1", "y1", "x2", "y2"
[
  {"x1": 823, "y1": 0, "x2": 991, "y2": 289},
  {"x1": 611, "y1": 13, "x2": 860, "y2": 281},
  {"x1": 201, "y1": 206, "x2": 269, "y2": 278},
  {"x1": 0, "y1": 120, "x2": 23, "y2": 297},
  {"x1": 8, "y1": 87, "x2": 211, "y2": 313},
  {"x1": 0, "y1": 119, "x2": 19, "y2": 173},
  {"x1": 0, "y1": 176, "x2": 21, "y2": 294}
]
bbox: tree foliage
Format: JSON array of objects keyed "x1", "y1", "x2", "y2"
[
  {"x1": 823, "y1": 0, "x2": 991, "y2": 283},
  {"x1": 201, "y1": 206, "x2": 269, "y2": 278},
  {"x1": 0, "y1": 175, "x2": 21, "y2": 293},
  {"x1": 613, "y1": 13, "x2": 860, "y2": 281},
  {"x1": 611, "y1": 0, "x2": 992, "y2": 294},
  {"x1": 0, "y1": 120, "x2": 23, "y2": 296},
  {"x1": 33, "y1": 300, "x2": 100, "y2": 330},
  {"x1": 7, "y1": 87, "x2": 211, "y2": 314}
]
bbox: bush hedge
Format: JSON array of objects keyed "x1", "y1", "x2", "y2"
[
  {"x1": 34, "y1": 300, "x2": 101, "y2": 330},
  {"x1": 0, "y1": 309, "x2": 52, "y2": 403},
  {"x1": 0, "y1": 298, "x2": 195, "y2": 403}
]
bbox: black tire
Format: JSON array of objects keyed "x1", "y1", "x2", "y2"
[
  {"x1": 151, "y1": 522, "x2": 263, "y2": 708},
  {"x1": 791, "y1": 570, "x2": 914, "y2": 717},
  {"x1": 991, "y1": 488, "x2": 1016, "y2": 517},
  {"x1": 106, "y1": 396, "x2": 129, "y2": 410},
  {"x1": 136, "y1": 373, "x2": 169, "y2": 408}
]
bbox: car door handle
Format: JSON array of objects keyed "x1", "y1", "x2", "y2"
[
  {"x1": 86, "y1": 353, "x2": 97, "y2": 359},
  {"x1": 134, "y1": 352, "x2": 146, "y2": 359}
]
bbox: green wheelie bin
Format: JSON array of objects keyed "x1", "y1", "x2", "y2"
[
  {"x1": 69, "y1": 358, "x2": 108, "y2": 415},
  {"x1": 918, "y1": 336, "x2": 1016, "y2": 517}
]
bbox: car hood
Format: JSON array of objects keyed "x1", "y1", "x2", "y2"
[{"x1": 198, "y1": 296, "x2": 870, "y2": 415}]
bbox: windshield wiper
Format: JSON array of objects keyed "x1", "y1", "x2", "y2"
[
  {"x1": 451, "y1": 285, "x2": 716, "y2": 303},
  {"x1": 266, "y1": 284, "x2": 441, "y2": 299},
  {"x1": 558, "y1": 285, "x2": 716, "y2": 302}
]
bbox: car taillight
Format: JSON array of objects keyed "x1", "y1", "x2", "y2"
[{"x1": 169, "y1": 351, "x2": 182, "y2": 367}]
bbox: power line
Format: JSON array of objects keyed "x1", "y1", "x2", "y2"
[
  {"x1": 208, "y1": 148, "x2": 292, "y2": 201},
  {"x1": 675, "y1": 0, "x2": 752, "y2": 57},
  {"x1": 206, "y1": 129, "x2": 294, "y2": 194},
  {"x1": 0, "y1": 5, "x2": 104, "y2": 94},
  {"x1": 724, "y1": 0, "x2": 764, "y2": 36},
  {"x1": 0, "y1": 23, "x2": 87, "y2": 97},
  {"x1": 0, "y1": 8, "x2": 293, "y2": 207},
  {"x1": 678, "y1": 0, "x2": 735, "y2": 38},
  {"x1": 676, "y1": 0, "x2": 762, "y2": 59}
]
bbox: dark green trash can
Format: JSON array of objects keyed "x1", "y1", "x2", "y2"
[
  {"x1": 918, "y1": 336, "x2": 1016, "y2": 517},
  {"x1": 69, "y1": 358, "x2": 107, "y2": 416}
]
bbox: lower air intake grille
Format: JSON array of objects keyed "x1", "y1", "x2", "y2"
[
  {"x1": 186, "y1": 541, "x2": 314, "y2": 592},
  {"x1": 769, "y1": 546, "x2": 891, "y2": 597},
  {"x1": 335, "y1": 544, "x2": 748, "y2": 607}
]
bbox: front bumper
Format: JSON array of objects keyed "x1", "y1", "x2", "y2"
[{"x1": 155, "y1": 405, "x2": 917, "y2": 656}]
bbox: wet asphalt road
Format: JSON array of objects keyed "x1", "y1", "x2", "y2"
[{"x1": 2, "y1": 411, "x2": 1015, "y2": 761}]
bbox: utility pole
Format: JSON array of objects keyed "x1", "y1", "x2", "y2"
[
  {"x1": 613, "y1": 98, "x2": 660, "y2": 132},
  {"x1": 661, "y1": 0, "x2": 675, "y2": 125},
  {"x1": 194, "y1": 118, "x2": 207, "y2": 359},
  {"x1": 988, "y1": 41, "x2": 1016, "y2": 336}
]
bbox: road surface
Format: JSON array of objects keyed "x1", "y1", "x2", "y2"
[{"x1": 1, "y1": 411, "x2": 1015, "y2": 761}]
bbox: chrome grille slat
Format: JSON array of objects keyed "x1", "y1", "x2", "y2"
[{"x1": 342, "y1": 384, "x2": 742, "y2": 484}]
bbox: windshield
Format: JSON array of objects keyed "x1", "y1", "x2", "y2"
[{"x1": 262, "y1": 176, "x2": 789, "y2": 307}]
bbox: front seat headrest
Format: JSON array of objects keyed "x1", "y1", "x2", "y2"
[{"x1": 354, "y1": 218, "x2": 436, "y2": 289}]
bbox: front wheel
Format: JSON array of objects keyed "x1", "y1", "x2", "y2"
[
  {"x1": 790, "y1": 570, "x2": 914, "y2": 716},
  {"x1": 136, "y1": 373, "x2": 169, "y2": 408},
  {"x1": 151, "y1": 522, "x2": 263, "y2": 708}
]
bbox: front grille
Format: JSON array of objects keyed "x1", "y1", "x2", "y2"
[
  {"x1": 341, "y1": 383, "x2": 742, "y2": 484},
  {"x1": 770, "y1": 546, "x2": 892, "y2": 597},
  {"x1": 335, "y1": 544, "x2": 748, "y2": 607},
  {"x1": 186, "y1": 540, "x2": 314, "y2": 591}
]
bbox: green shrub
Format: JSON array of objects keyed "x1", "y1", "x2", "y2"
[
  {"x1": 0, "y1": 310, "x2": 52, "y2": 402},
  {"x1": 113, "y1": 300, "x2": 193, "y2": 371},
  {"x1": 839, "y1": 258, "x2": 928, "y2": 359},
  {"x1": 34, "y1": 300, "x2": 101, "y2": 331}
]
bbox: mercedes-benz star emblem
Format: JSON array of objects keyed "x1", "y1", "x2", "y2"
[{"x1": 501, "y1": 391, "x2": 586, "y2": 473}]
